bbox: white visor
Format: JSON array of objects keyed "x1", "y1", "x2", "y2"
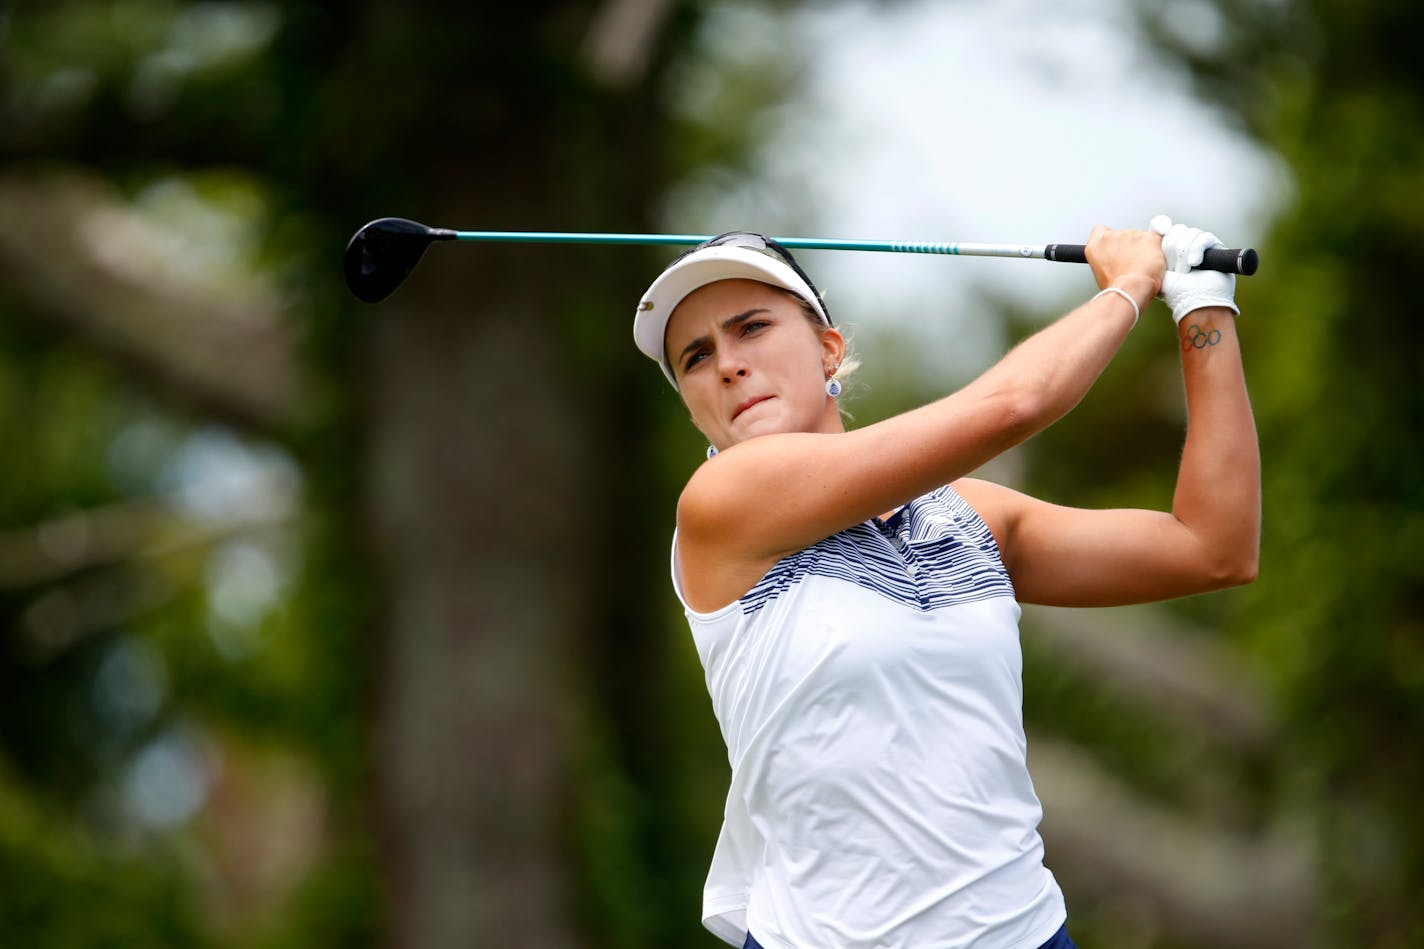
[{"x1": 633, "y1": 243, "x2": 829, "y2": 388}]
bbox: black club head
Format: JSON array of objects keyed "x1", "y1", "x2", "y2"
[{"x1": 344, "y1": 217, "x2": 456, "y2": 303}]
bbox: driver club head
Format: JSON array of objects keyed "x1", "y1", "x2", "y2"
[{"x1": 344, "y1": 217, "x2": 456, "y2": 303}]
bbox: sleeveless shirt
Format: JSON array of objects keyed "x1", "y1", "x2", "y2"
[{"x1": 672, "y1": 486, "x2": 1066, "y2": 949}]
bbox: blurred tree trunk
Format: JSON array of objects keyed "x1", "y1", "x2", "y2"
[
  {"x1": 365, "y1": 198, "x2": 590, "y2": 948},
  {"x1": 347, "y1": 7, "x2": 683, "y2": 946},
  {"x1": 368, "y1": 281, "x2": 575, "y2": 943}
]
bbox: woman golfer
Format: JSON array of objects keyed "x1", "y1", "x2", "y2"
[{"x1": 632, "y1": 217, "x2": 1259, "y2": 949}]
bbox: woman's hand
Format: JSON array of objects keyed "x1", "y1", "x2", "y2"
[{"x1": 1085, "y1": 225, "x2": 1165, "y2": 304}]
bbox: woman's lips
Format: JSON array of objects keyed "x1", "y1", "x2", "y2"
[{"x1": 732, "y1": 395, "x2": 771, "y2": 420}]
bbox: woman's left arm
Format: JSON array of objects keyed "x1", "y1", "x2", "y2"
[{"x1": 958, "y1": 305, "x2": 1260, "y2": 607}]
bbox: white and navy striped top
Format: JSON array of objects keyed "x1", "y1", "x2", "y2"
[{"x1": 673, "y1": 485, "x2": 1066, "y2": 949}]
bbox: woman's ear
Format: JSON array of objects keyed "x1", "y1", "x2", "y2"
[{"x1": 821, "y1": 327, "x2": 847, "y2": 373}]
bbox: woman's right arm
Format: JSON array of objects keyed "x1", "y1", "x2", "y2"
[{"x1": 676, "y1": 226, "x2": 1164, "y2": 604}]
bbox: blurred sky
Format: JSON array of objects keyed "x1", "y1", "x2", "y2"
[{"x1": 665, "y1": 0, "x2": 1285, "y2": 370}]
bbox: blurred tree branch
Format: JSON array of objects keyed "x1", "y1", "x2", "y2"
[
  {"x1": 1025, "y1": 603, "x2": 1274, "y2": 755},
  {"x1": 0, "y1": 495, "x2": 289, "y2": 590},
  {"x1": 1034, "y1": 734, "x2": 1317, "y2": 948},
  {"x1": 0, "y1": 497, "x2": 292, "y2": 661},
  {"x1": 583, "y1": 0, "x2": 677, "y2": 85},
  {"x1": 0, "y1": 169, "x2": 304, "y2": 435}
]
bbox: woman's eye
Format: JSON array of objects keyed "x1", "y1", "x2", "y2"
[
  {"x1": 684, "y1": 351, "x2": 708, "y2": 371},
  {"x1": 742, "y1": 320, "x2": 769, "y2": 334}
]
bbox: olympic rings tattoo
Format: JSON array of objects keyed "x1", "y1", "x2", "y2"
[{"x1": 1184, "y1": 322, "x2": 1222, "y2": 350}]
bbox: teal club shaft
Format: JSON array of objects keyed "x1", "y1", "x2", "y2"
[
  {"x1": 454, "y1": 230, "x2": 1050, "y2": 259},
  {"x1": 449, "y1": 229, "x2": 1258, "y2": 275}
]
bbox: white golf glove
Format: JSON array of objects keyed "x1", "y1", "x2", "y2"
[{"x1": 1149, "y1": 214, "x2": 1239, "y2": 324}]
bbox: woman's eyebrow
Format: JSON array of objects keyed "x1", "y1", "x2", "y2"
[{"x1": 675, "y1": 307, "x2": 771, "y2": 364}]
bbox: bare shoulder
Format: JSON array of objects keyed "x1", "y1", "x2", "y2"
[
  {"x1": 674, "y1": 453, "x2": 787, "y2": 614},
  {"x1": 949, "y1": 477, "x2": 1033, "y2": 551},
  {"x1": 673, "y1": 454, "x2": 723, "y2": 534}
]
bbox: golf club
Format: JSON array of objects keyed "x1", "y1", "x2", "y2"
[{"x1": 344, "y1": 216, "x2": 1260, "y2": 303}]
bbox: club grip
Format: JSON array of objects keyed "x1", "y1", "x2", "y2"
[{"x1": 1045, "y1": 243, "x2": 1259, "y2": 276}]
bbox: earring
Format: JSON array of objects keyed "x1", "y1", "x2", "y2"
[
  {"x1": 706, "y1": 445, "x2": 718, "y2": 459},
  {"x1": 825, "y1": 377, "x2": 843, "y2": 398}
]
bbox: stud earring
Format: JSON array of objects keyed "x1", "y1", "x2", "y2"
[{"x1": 706, "y1": 445, "x2": 718, "y2": 459}]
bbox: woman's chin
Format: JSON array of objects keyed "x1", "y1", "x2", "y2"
[{"x1": 730, "y1": 415, "x2": 789, "y2": 443}]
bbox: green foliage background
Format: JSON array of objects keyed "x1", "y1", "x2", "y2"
[{"x1": 0, "y1": 1, "x2": 1419, "y2": 947}]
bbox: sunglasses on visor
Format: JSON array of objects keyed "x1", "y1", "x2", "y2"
[{"x1": 672, "y1": 231, "x2": 833, "y2": 325}]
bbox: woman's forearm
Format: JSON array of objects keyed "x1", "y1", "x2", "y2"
[
  {"x1": 1171, "y1": 308, "x2": 1261, "y2": 581},
  {"x1": 970, "y1": 272, "x2": 1155, "y2": 433}
]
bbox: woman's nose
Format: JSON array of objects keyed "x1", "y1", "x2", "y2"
[{"x1": 716, "y1": 348, "x2": 748, "y2": 381}]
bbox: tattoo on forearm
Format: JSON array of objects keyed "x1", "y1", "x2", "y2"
[{"x1": 1183, "y1": 322, "x2": 1223, "y2": 350}]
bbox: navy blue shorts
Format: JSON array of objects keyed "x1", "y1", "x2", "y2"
[{"x1": 743, "y1": 922, "x2": 1079, "y2": 949}]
